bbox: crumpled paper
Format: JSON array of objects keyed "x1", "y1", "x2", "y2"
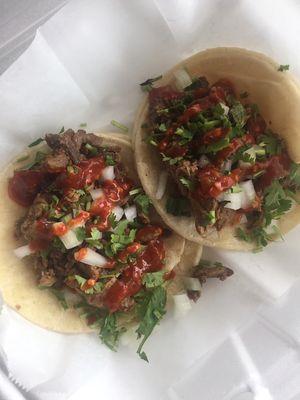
[{"x1": 0, "y1": 0, "x2": 300, "y2": 399}]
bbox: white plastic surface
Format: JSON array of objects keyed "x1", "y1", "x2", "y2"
[{"x1": 0, "y1": 1, "x2": 300, "y2": 399}]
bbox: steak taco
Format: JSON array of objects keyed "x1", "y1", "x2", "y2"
[
  {"x1": 134, "y1": 47, "x2": 300, "y2": 250},
  {"x1": 0, "y1": 130, "x2": 188, "y2": 356}
]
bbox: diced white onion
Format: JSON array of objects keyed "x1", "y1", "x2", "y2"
[
  {"x1": 240, "y1": 214, "x2": 248, "y2": 224},
  {"x1": 220, "y1": 103, "x2": 229, "y2": 115},
  {"x1": 79, "y1": 248, "x2": 108, "y2": 267},
  {"x1": 174, "y1": 68, "x2": 193, "y2": 90},
  {"x1": 101, "y1": 166, "x2": 115, "y2": 181},
  {"x1": 89, "y1": 188, "x2": 104, "y2": 201},
  {"x1": 156, "y1": 171, "x2": 168, "y2": 200},
  {"x1": 124, "y1": 205, "x2": 137, "y2": 222},
  {"x1": 112, "y1": 206, "x2": 124, "y2": 221},
  {"x1": 222, "y1": 192, "x2": 243, "y2": 210},
  {"x1": 239, "y1": 180, "x2": 256, "y2": 209},
  {"x1": 60, "y1": 230, "x2": 83, "y2": 249},
  {"x1": 218, "y1": 180, "x2": 256, "y2": 210},
  {"x1": 173, "y1": 294, "x2": 192, "y2": 319},
  {"x1": 13, "y1": 244, "x2": 34, "y2": 259},
  {"x1": 183, "y1": 277, "x2": 201, "y2": 291},
  {"x1": 265, "y1": 220, "x2": 279, "y2": 235},
  {"x1": 199, "y1": 155, "x2": 210, "y2": 168},
  {"x1": 223, "y1": 159, "x2": 232, "y2": 172}
]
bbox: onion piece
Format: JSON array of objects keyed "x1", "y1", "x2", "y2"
[
  {"x1": 173, "y1": 294, "x2": 192, "y2": 319},
  {"x1": 239, "y1": 180, "x2": 256, "y2": 208},
  {"x1": 220, "y1": 103, "x2": 229, "y2": 115},
  {"x1": 223, "y1": 159, "x2": 232, "y2": 172},
  {"x1": 174, "y1": 68, "x2": 193, "y2": 90},
  {"x1": 13, "y1": 244, "x2": 34, "y2": 259},
  {"x1": 89, "y1": 188, "x2": 104, "y2": 201},
  {"x1": 199, "y1": 155, "x2": 210, "y2": 168},
  {"x1": 101, "y1": 166, "x2": 115, "y2": 181},
  {"x1": 74, "y1": 248, "x2": 107, "y2": 267},
  {"x1": 183, "y1": 277, "x2": 201, "y2": 291},
  {"x1": 60, "y1": 230, "x2": 83, "y2": 249},
  {"x1": 156, "y1": 171, "x2": 168, "y2": 200},
  {"x1": 222, "y1": 192, "x2": 243, "y2": 210},
  {"x1": 111, "y1": 206, "x2": 124, "y2": 222},
  {"x1": 124, "y1": 205, "x2": 137, "y2": 222}
]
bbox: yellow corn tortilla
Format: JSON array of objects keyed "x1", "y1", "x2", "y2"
[
  {"x1": 0, "y1": 133, "x2": 185, "y2": 333},
  {"x1": 133, "y1": 47, "x2": 300, "y2": 250}
]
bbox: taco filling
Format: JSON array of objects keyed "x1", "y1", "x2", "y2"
[
  {"x1": 142, "y1": 74, "x2": 300, "y2": 249},
  {"x1": 8, "y1": 130, "x2": 182, "y2": 358}
]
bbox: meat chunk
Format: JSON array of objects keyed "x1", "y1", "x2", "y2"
[
  {"x1": 45, "y1": 129, "x2": 86, "y2": 164},
  {"x1": 193, "y1": 264, "x2": 234, "y2": 284},
  {"x1": 44, "y1": 150, "x2": 69, "y2": 172},
  {"x1": 38, "y1": 269, "x2": 57, "y2": 287},
  {"x1": 19, "y1": 194, "x2": 49, "y2": 241}
]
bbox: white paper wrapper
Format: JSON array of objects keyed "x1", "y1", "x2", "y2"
[{"x1": 1, "y1": 0, "x2": 300, "y2": 399}]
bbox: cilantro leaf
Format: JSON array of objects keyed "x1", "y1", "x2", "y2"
[
  {"x1": 200, "y1": 136, "x2": 230, "y2": 154},
  {"x1": 142, "y1": 271, "x2": 165, "y2": 288},
  {"x1": 230, "y1": 101, "x2": 246, "y2": 127},
  {"x1": 74, "y1": 227, "x2": 86, "y2": 242},
  {"x1": 166, "y1": 196, "x2": 191, "y2": 217},
  {"x1": 259, "y1": 134, "x2": 282, "y2": 156},
  {"x1": 289, "y1": 162, "x2": 300, "y2": 187},
  {"x1": 134, "y1": 193, "x2": 151, "y2": 215},
  {"x1": 136, "y1": 286, "x2": 167, "y2": 361},
  {"x1": 111, "y1": 120, "x2": 128, "y2": 132},
  {"x1": 99, "y1": 313, "x2": 125, "y2": 351},
  {"x1": 105, "y1": 154, "x2": 116, "y2": 166},
  {"x1": 175, "y1": 127, "x2": 193, "y2": 144},
  {"x1": 162, "y1": 154, "x2": 183, "y2": 165},
  {"x1": 179, "y1": 176, "x2": 194, "y2": 190},
  {"x1": 85, "y1": 227, "x2": 103, "y2": 249},
  {"x1": 278, "y1": 64, "x2": 289, "y2": 72},
  {"x1": 28, "y1": 137, "x2": 44, "y2": 147},
  {"x1": 158, "y1": 123, "x2": 167, "y2": 132}
]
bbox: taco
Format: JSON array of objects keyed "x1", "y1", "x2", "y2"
[
  {"x1": 133, "y1": 47, "x2": 300, "y2": 250},
  {"x1": 0, "y1": 130, "x2": 191, "y2": 357}
]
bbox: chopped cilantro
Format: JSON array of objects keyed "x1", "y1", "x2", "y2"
[
  {"x1": 175, "y1": 127, "x2": 193, "y2": 144},
  {"x1": 20, "y1": 151, "x2": 47, "y2": 170},
  {"x1": 289, "y1": 162, "x2": 300, "y2": 187},
  {"x1": 134, "y1": 193, "x2": 151, "y2": 215},
  {"x1": 99, "y1": 313, "x2": 125, "y2": 351},
  {"x1": 111, "y1": 120, "x2": 128, "y2": 133},
  {"x1": 105, "y1": 154, "x2": 116, "y2": 166},
  {"x1": 263, "y1": 181, "x2": 292, "y2": 225},
  {"x1": 158, "y1": 123, "x2": 167, "y2": 132},
  {"x1": 79, "y1": 122, "x2": 87, "y2": 128},
  {"x1": 16, "y1": 155, "x2": 29, "y2": 163},
  {"x1": 278, "y1": 64, "x2": 289, "y2": 72},
  {"x1": 142, "y1": 271, "x2": 165, "y2": 288},
  {"x1": 108, "y1": 213, "x2": 117, "y2": 229},
  {"x1": 162, "y1": 154, "x2": 183, "y2": 165},
  {"x1": 74, "y1": 227, "x2": 86, "y2": 242},
  {"x1": 140, "y1": 75, "x2": 163, "y2": 92},
  {"x1": 136, "y1": 286, "x2": 167, "y2": 361},
  {"x1": 259, "y1": 133, "x2": 282, "y2": 155},
  {"x1": 28, "y1": 137, "x2": 44, "y2": 147},
  {"x1": 179, "y1": 177, "x2": 194, "y2": 190},
  {"x1": 85, "y1": 143, "x2": 98, "y2": 156},
  {"x1": 166, "y1": 196, "x2": 191, "y2": 217},
  {"x1": 58, "y1": 126, "x2": 65, "y2": 134},
  {"x1": 85, "y1": 226, "x2": 103, "y2": 249},
  {"x1": 230, "y1": 101, "x2": 246, "y2": 127},
  {"x1": 230, "y1": 185, "x2": 242, "y2": 193},
  {"x1": 201, "y1": 136, "x2": 230, "y2": 154}
]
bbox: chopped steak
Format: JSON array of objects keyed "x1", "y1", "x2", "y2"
[
  {"x1": 193, "y1": 264, "x2": 234, "y2": 284},
  {"x1": 45, "y1": 129, "x2": 85, "y2": 163}
]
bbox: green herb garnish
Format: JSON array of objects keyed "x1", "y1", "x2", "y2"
[
  {"x1": 28, "y1": 137, "x2": 44, "y2": 147},
  {"x1": 166, "y1": 196, "x2": 191, "y2": 217},
  {"x1": 142, "y1": 271, "x2": 165, "y2": 288},
  {"x1": 140, "y1": 75, "x2": 163, "y2": 92},
  {"x1": 278, "y1": 64, "x2": 289, "y2": 72},
  {"x1": 111, "y1": 120, "x2": 129, "y2": 133}
]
